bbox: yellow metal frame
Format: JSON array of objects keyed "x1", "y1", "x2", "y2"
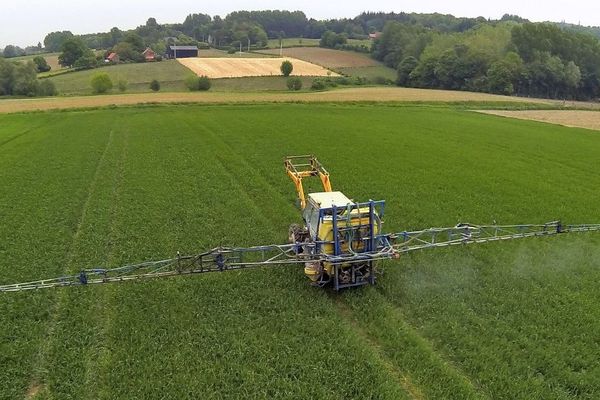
[{"x1": 284, "y1": 155, "x2": 332, "y2": 209}]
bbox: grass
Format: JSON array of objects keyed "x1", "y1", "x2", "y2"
[
  {"x1": 338, "y1": 65, "x2": 397, "y2": 81},
  {"x1": 1, "y1": 103, "x2": 600, "y2": 399},
  {"x1": 266, "y1": 38, "x2": 320, "y2": 48},
  {"x1": 46, "y1": 60, "x2": 193, "y2": 95},
  {"x1": 0, "y1": 87, "x2": 551, "y2": 114},
  {"x1": 210, "y1": 76, "x2": 315, "y2": 91},
  {"x1": 11, "y1": 52, "x2": 62, "y2": 73}
]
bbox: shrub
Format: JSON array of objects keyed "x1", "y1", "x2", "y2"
[
  {"x1": 280, "y1": 60, "x2": 293, "y2": 77},
  {"x1": 38, "y1": 80, "x2": 57, "y2": 96},
  {"x1": 286, "y1": 77, "x2": 303, "y2": 91},
  {"x1": 227, "y1": 48, "x2": 236, "y2": 54},
  {"x1": 185, "y1": 75, "x2": 211, "y2": 91},
  {"x1": 155, "y1": 54, "x2": 163, "y2": 62},
  {"x1": 33, "y1": 56, "x2": 51, "y2": 73},
  {"x1": 90, "y1": 73, "x2": 113, "y2": 94},
  {"x1": 197, "y1": 75, "x2": 211, "y2": 91},
  {"x1": 150, "y1": 79, "x2": 160, "y2": 91},
  {"x1": 74, "y1": 55, "x2": 98, "y2": 70},
  {"x1": 311, "y1": 79, "x2": 326, "y2": 91},
  {"x1": 117, "y1": 80, "x2": 128, "y2": 92}
]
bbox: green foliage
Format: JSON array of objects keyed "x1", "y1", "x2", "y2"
[
  {"x1": 149, "y1": 79, "x2": 160, "y2": 91},
  {"x1": 38, "y1": 79, "x2": 58, "y2": 96},
  {"x1": 44, "y1": 31, "x2": 74, "y2": 52},
  {"x1": 0, "y1": 59, "x2": 57, "y2": 97},
  {"x1": 113, "y1": 42, "x2": 144, "y2": 63},
  {"x1": 396, "y1": 56, "x2": 419, "y2": 86},
  {"x1": 33, "y1": 56, "x2": 51, "y2": 72},
  {"x1": 90, "y1": 72, "x2": 113, "y2": 93},
  {"x1": 320, "y1": 31, "x2": 348, "y2": 48},
  {"x1": 185, "y1": 75, "x2": 211, "y2": 91},
  {"x1": 280, "y1": 60, "x2": 293, "y2": 76},
  {"x1": 2, "y1": 45, "x2": 26, "y2": 58},
  {"x1": 2, "y1": 105, "x2": 600, "y2": 399},
  {"x1": 286, "y1": 77, "x2": 303, "y2": 90},
  {"x1": 59, "y1": 38, "x2": 92, "y2": 68},
  {"x1": 117, "y1": 79, "x2": 128, "y2": 92},
  {"x1": 310, "y1": 79, "x2": 326, "y2": 90},
  {"x1": 73, "y1": 54, "x2": 98, "y2": 70}
]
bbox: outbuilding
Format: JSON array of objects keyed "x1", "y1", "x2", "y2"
[
  {"x1": 142, "y1": 47, "x2": 156, "y2": 61},
  {"x1": 166, "y1": 45, "x2": 198, "y2": 59}
]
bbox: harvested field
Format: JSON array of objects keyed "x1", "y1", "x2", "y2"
[
  {"x1": 0, "y1": 87, "x2": 550, "y2": 114},
  {"x1": 178, "y1": 57, "x2": 337, "y2": 78},
  {"x1": 260, "y1": 47, "x2": 380, "y2": 68},
  {"x1": 479, "y1": 110, "x2": 600, "y2": 131}
]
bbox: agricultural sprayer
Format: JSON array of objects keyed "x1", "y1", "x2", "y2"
[{"x1": 2, "y1": 155, "x2": 599, "y2": 292}]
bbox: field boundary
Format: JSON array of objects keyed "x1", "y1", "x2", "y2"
[
  {"x1": 477, "y1": 109, "x2": 600, "y2": 131},
  {"x1": 0, "y1": 88, "x2": 556, "y2": 114}
]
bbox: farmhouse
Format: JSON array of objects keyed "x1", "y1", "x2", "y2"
[
  {"x1": 369, "y1": 32, "x2": 382, "y2": 40},
  {"x1": 166, "y1": 45, "x2": 198, "y2": 59},
  {"x1": 105, "y1": 52, "x2": 119, "y2": 63},
  {"x1": 142, "y1": 47, "x2": 156, "y2": 61}
]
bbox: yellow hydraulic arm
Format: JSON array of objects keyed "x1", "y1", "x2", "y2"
[{"x1": 284, "y1": 155, "x2": 332, "y2": 209}]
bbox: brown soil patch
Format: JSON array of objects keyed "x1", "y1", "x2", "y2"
[
  {"x1": 260, "y1": 47, "x2": 380, "y2": 68},
  {"x1": 25, "y1": 383, "x2": 43, "y2": 399},
  {"x1": 478, "y1": 110, "x2": 600, "y2": 131},
  {"x1": 178, "y1": 57, "x2": 337, "y2": 78},
  {"x1": 0, "y1": 87, "x2": 549, "y2": 114}
]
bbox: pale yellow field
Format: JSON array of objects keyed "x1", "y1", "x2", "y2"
[
  {"x1": 0, "y1": 87, "x2": 551, "y2": 114},
  {"x1": 478, "y1": 110, "x2": 600, "y2": 131},
  {"x1": 177, "y1": 57, "x2": 338, "y2": 78}
]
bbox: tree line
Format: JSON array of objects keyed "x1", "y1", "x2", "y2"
[{"x1": 374, "y1": 20, "x2": 600, "y2": 99}]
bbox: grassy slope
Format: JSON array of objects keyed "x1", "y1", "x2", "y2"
[
  {"x1": 1, "y1": 105, "x2": 600, "y2": 399},
  {"x1": 47, "y1": 60, "x2": 193, "y2": 95}
]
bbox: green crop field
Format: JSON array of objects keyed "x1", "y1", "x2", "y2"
[{"x1": 1, "y1": 104, "x2": 600, "y2": 399}]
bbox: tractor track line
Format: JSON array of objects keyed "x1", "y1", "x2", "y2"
[
  {"x1": 81, "y1": 129, "x2": 128, "y2": 400},
  {"x1": 0, "y1": 123, "x2": 46, "y2": 150},
  {"x1": 26, "y1": 129, "x2": 115, "y2": 398},
  {"x1": 332, "y1": 296, "x2": 424, "y2": 400},
  {"x1": 374, "y1": 287, "x2": 489, "y2": 399}
]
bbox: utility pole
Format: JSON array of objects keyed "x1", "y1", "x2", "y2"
[{"x1": 248, "y1": 38, "x2": 250, "y2": 52}]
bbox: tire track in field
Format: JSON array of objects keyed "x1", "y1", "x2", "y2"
[
  {"x1": 0, "y1": 122, "x2": 47, "y2": 150},
  {"x1": 335, "y1": 289, "x2": 489, "y2": 400},
  {"x1": 80, "y1": 130, "x2": 128, "y2": 400},
  {"x1": 190, "y1": 122, "x2": 289, "y2": 242},
  {"x1": 26, "y1": 129, "x2": 115, "y2": 398},
  {"x1": 333, "y1": 296, "x2": 425, "y2": 400}
]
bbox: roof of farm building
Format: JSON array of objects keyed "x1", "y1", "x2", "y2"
[{"x1": 169, "y1": 45, "x2": 198, "y2": 50}]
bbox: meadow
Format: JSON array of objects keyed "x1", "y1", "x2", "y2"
[
  {"x1": 46, "y1": 60, "x2": 193, "y2": 94},
  {"x1": 1, "y1": 104, "x2": 600, "y2": 399}
]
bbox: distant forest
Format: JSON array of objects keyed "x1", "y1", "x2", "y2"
[{"x1": 4, "y1": 10, "x2": 600, "y2": 100}]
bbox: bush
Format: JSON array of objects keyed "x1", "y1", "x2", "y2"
[
  {"x1": 33, "y1": 56, "x2": 51, "y2": 73},
  {"x1": 90, "y1": 72, "x2": 113, "y2": 94},
  {"x1": 117, "y1": 80, "x2": 128, "y2": 92},
  {"x1": 280, "y1": 60, "x2": 293, "y2": 77},
  {"x1": 150, "y1": 79, "x2": 160, "y2": 91},
  {"x1": 286, "y1": 77, "x2": 303, "y2": 91},
  {"x1": 73, "y1": 55, "x2": 98, "y2": 70},
  {"x1": 227, "y1": 48, "x2": 236, "y2": 54},
  {"x1": 197, "y1": 75, "x2": 211, "y2": 91},
  {"x1": 155, "y1": 54, "x2": 163, "y2": 62},
  {"x1": 38, "y1": 80, "x2": 57, "y2": 96},
  {"x1": 311, "y1": 79, "x2": 327, "y2": 91},
  {"x1": 185, "y1": 75, "x2": 211, "y2": 91}
]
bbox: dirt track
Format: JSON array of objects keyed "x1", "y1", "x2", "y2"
[
  {"x1": 0, "y1": 87, "x2": 549, "y2": 114},
  {"x1": 178, "y1": 57, "x2": 337, "y2": 78},
  {"x1": 478, "y1": 110, "x2": 600, "y2": 131}
]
